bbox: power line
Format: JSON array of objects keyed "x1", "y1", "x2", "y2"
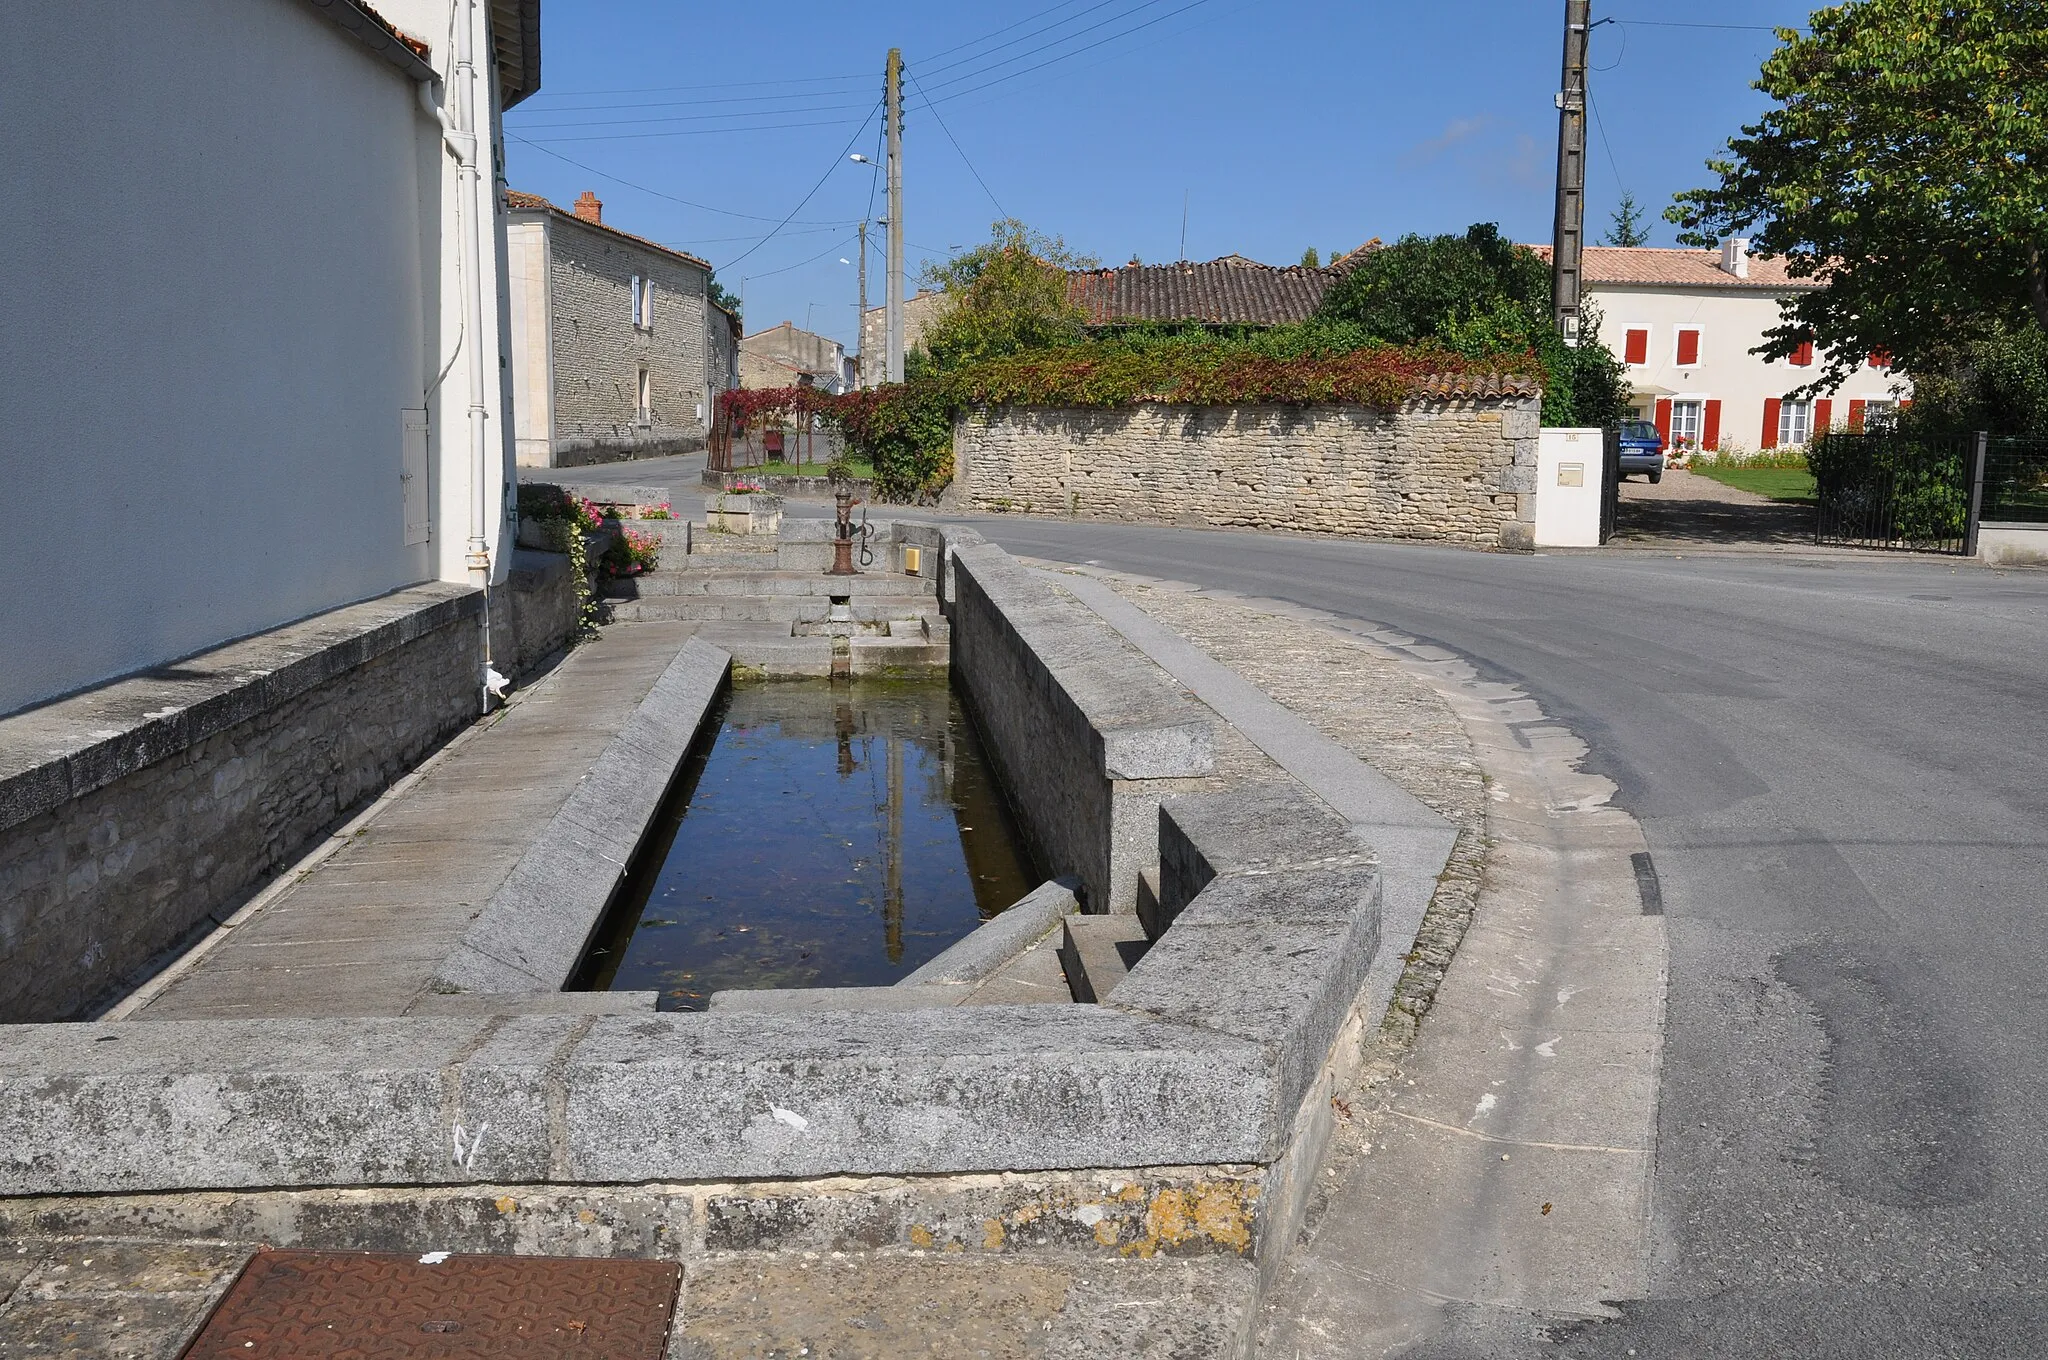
[
  {"x1": 743, "y1": 230, "x2": 864, "y2": 281},
  {"x1": 720, "y1": 101, "x2": 884, "y2": 271},
  {"x1": 904, "y1": 69, "x2": 1006, "y2": 219},
  {"x1": 517, "y1": 72, "x2": 869, "y2": 101},
  {"x1": 916, "y1": 0, "x2": 1160, "y2": 83},
  {"x1": 919, "y1": 0, "x2": 1218, "y2": 105},
  {"x1": 505, "y1": 135, "x2": 854, "y2": 226},
  {"x1": 518, "y1": 116, "x2": 869, "y2": 145},
  {"x1": 917, "y1": 0, "x2": 1189, "y2": 99},
  {"x1": 917, "y1": 0, "x2": 1102, "y2": 63},
  {"x1": 511, "y1": 102, "x2": 874, "y2": 132},
  {"x1": 1614, "y1": 18, "x2": 1802, "y2": 31},
  {"x1": 510, "y1": 90, "x2": 873, "y2": 118},
  {"x1": 1587, "y1": 87, "x2": 1625, "y2": 193}
]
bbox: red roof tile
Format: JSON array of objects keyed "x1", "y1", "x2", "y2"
[{"x1": 1527, "y1": 245, "x2": 1820, "y2": 291}]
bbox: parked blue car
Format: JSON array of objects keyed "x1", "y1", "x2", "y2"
[{"x1": 1618, "y1": 420, "x2": 1666, "y2": 483}]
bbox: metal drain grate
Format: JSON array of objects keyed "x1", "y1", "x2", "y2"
[{"x1": 179, "y1": 1250, "x2": 680, "y2": 1358}]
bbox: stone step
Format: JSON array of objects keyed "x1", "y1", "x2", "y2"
[
  {"x1": 959, "y1": 932, "x2": 1074, "y2": 1006},
  {"x1": 606, "y1": 571, "x2": 935, "y2": 599},
  {"x1": 1059, "y1": 916, "x2": 1151, "y2": 1004},
  {"x1": 605, "y1": 598, "x2": 941, "y2": 625},
  {"x1": 706, "y1": 984, "x2": 967, "y2": 1013}
]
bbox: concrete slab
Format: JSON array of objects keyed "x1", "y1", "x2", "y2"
[
  {"x1": 959, "y1": 934, "x2": 1075, "y2": 1007},
  {"x1": 128, "y1": 623, "x2": 701, "y2": 1021},
  {"x1": 670, "y1": 1252, "x2": 1256, "y2": 1360},
  {"x1": 707, "y1": 984, "x2": 967, "y2": 1013}
]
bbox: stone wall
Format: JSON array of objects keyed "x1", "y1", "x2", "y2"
[
  {"x1": 953, "y1": 398, "x2": 1542, "y2": 550},
  {"x1": 945, "y1": 536, "x2": 1213, "y2": 912},
  {"x1": 544, "y1": 214, "x2": 715, "y2": 466},
  {"x1": 0, "y1": 586, "x2": 484, "y2": 1022}
]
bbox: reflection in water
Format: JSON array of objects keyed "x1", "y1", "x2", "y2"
[{"x1": 574, "y1": 679, "x2": 1037, "y2": 1010}]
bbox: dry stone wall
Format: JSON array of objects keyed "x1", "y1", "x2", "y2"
[{"x1": 954, "y1": 399, "x2": 1541, "y2": 549}]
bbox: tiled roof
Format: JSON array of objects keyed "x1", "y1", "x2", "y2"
[
  {"x1": 1409, "y1": 371, "x2": 1543, "y2": 400},
  {"x1": 503, "y1": 191, "x2": 712, "y2": 271},
  {"x1": 1528, "y1": 245, "x2": 1820, "y2": 291},
  {"x1": 1067, "y1": 257, "x2": 1339, "y2": 326}
]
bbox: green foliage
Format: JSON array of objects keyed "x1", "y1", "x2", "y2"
[
  {"x1": 1896, "y1": 323, "x2": 2048, "y2": 438},
  {"x1": 830, "y1": 381, "x2": 960, "y2": 501},
  {"x1": 1300, "y1": 247, "x2": 1322, "y2": 268},
  {"x1": 1808, "y1": 430, "x2": 1970, "y2": 540},
  {"x1": 1668, "y1": 0, "x2": 2048, "y2": 392},
  {"x1": 707, "y1": 277, "x2": 741, "y2": 325},
  {"x1": 1604, "y1": 192, "x2": 1650, "y2": 247},
  {"x1": 1313, "y1": 222, "x2": 1629, "y2": 428},
  {"x1": 915, "y1": 219, "x2": 1097, "y2": 371}
]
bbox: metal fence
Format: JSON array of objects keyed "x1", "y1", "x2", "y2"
[
  {"x1": 1810, "y1": 431, "x2": 1984, "y2": 555},
  {"x1": 1599, "y1": 427, "x2": 1620, "y2": 544},
  {"x1": 1981, "y1": 436, "x2": 2048, "y2": 525}
]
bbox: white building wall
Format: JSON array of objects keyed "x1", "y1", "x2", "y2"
[
  {"x1": 0, "y1": 0, "x2": 517, "y2": 717},
  {"x1": 506, "y1": 218, "x2": 556, "y2": 468},
  {"x1": 0, "y1": 0, "x2": 441, "y2": 716},
  {"x1": 1592, "y1": 286, "x2": 1908, "y2": 454}
]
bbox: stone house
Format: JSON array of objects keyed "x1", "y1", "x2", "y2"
[
  {"x1": 739, "y1": 321, "x2": 854, "y2": 393},
  {"x1": 505, "y1": 189, "x2": 739, "y2": 466},
  {"x1": 1531, "y1": 243, "x2": 1911, "y2": 453}
]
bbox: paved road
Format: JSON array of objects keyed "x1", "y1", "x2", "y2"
[{"x1": 950, "y1": 519, "x2": 2047, "y2": 1355}]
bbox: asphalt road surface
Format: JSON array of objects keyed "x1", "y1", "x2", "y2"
[{"x1": 956, "y1": 519, "x2": 2047, "y2": 1357}]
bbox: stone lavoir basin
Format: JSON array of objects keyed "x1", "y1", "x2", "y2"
[{"x1": 573, "y1": 677, "x2": 1038, "y2": 1008}]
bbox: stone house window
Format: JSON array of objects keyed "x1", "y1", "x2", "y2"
[
  {"x1": 637, "y1": 365, "x2": 651, "y2": 425},
  {"x1": 631, "y1": 275, "x2": 654, "y2": 330}
]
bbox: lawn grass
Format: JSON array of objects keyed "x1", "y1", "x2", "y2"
[{"x1": 1691, "y1": 463, "x2": 1817, "y2": 502}]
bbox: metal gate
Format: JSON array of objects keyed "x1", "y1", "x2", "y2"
[{"x1": 1811, "y1": 431, "x2": 1988, "y2": 555}]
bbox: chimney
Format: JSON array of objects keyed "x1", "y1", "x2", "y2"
[
  {"x1": 1719, "y1": 237, "x2": 1750, "y2": 279},
  {"x1": 573, "y1": 191, "x2": 603, "y2": 225}
]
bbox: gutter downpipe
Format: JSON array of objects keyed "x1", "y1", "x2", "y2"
[{"x1": 420, "y1": 0, "x2": 495, "y2": 713}]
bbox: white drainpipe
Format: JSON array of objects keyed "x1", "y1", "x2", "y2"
[{"x1": 420, "y1": 0, "x2": 496, "y2": 711}]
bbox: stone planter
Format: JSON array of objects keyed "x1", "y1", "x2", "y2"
[{"x1": 704, "y1": 492, "x2": 783, "y2": 537}]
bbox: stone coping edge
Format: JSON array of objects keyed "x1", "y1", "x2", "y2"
[
  {"x1": 897, "y1": 879, "x2": 1080, "y2": 986},
  {"x1": 0, "y1": 583, "x2": 482, "y2": 835},
  {"x1": 0, "y1": 1007, "x2": 1274, "y2": 1194},
  {"x1": 432, "y1": 638, "x2": 733, "y2": 993},
  {"x1": 948, "y1": 544, "x2": 1214, "y2": 780}
]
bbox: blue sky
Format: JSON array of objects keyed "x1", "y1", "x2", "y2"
[{"x1": 504, "y1": 1, "x2": 1810, "y2": 352}]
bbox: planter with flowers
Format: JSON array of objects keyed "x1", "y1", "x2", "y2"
[{"x1": 705, "y1": 482, "x2": 782, "y2": 536}]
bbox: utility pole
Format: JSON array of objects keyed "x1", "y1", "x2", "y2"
[
  {"x1": 885, "y1": 48, "x2": 905, "y2": 384},
  {"x1": 856, "y1": 219, "x2": 868, "y2": 388},
  {"x1": 1551, "y1": 0, "x2": 1590, "y2": 342}
]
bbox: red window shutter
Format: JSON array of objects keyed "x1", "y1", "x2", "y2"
[
  {"x1": 1625, "y1": 328, "x2": 1648, "y2": 365},
  {"x1": 1848, "y1": 399, "x2": 1866, "y2": 432},
  {"x1": 1655, "y1": 398, "x2": 1673, "y2": 449},
  {"x1": 1814, "y1": 398, "x2": 1832, "y2": 434},
  {"x1": 1791, "y1": 339, "x2": 1815, "y2": 367},
  {"x1": 1702, "y1": 399, "x2": 1722, "y2": 451},
  {"x1": 1676, "y1": 329, "x2": 1700, "y2": 367},
  {"x1": 1762, "y1": 397, "x2": 1782, "y2": 449}
]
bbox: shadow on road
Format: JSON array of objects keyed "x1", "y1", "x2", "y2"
[{"x1": 1612, "y1": 490, "x2": 1816, "y2": 546}]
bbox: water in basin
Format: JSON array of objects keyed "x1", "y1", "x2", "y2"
[{"x1": 574, "y1": 678, "x2": 1037, "y2": 1009}]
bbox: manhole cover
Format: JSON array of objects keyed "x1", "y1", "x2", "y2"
[{"x1": 180, "y1": 1250, "x2": 680, "y2": 1358}]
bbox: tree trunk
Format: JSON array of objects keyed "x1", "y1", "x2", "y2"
[{"x1": 2029, "y1": 242, "x2": 2048, "y2": 333}]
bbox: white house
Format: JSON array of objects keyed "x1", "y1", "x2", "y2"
[
  {"x1": 0, "y1": 0, "x2": 537, "y2": 717},
  {"x1": 1536, "y1": 243, "x2": 1910, "y2": 454},
  {"x1": 506, "y1": 189, "x2": 741, "y2": 467}
]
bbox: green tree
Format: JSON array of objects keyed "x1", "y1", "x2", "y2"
[
  {"x1": 1300, "y1": 247, "x2": 1322, "y2": 268},
  {"x1": 1604, "y1": 191, "x2": 1649, "y2": 247},
  {"x1": 1314, "y1": 223, "x2": 1628, "y2": 427},
  {"x1": 707, "y1": 277, "x2": 741, "y2": 325},
  {"x1": 915, "y1": 219, "x2": 1098, "y2": 372},
  {"x1": 1668, "y1": 0, "x2": 2048, "y2": 392}
]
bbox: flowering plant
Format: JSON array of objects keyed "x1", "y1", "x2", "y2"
[
  {"x1": 642, "y1": 501, "x2": 675, "y2": 520},
  {"x1": 726, "y1": 480, "x2": 765, "y2": 494}
]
